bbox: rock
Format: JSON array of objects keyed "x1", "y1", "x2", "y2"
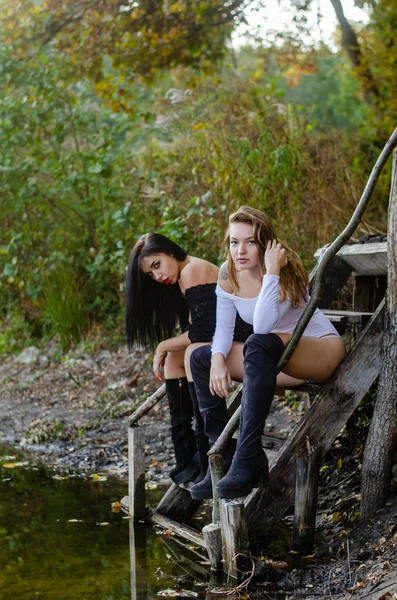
[
  {"x1": 17, "y1": 346, "x2": 40, "y2": 365},
  {"x1": 39, "y1": 355, "x2": 50, "y2": 369}
]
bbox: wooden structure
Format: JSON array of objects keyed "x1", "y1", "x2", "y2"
[{"x1": 125, "y1": 130, "x2": 397, "y2": 579}]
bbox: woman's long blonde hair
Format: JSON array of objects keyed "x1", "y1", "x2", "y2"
[{"x1": 225, "y1": 206, "x2": 308, "y2": 307}]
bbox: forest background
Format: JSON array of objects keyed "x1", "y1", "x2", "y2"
[{"x1": 0, "y1": 0, "x2": 396, "y2": 354}]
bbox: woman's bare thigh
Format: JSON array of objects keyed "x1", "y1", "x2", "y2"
[{"x1": 275, "y1": 334, "x2": 346, "y2": 383}]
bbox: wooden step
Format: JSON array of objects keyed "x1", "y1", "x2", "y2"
[
  {"x1": 315, "y1": 241, "x2": 387, "y2": 276},
  {"x1": 321, "y1": 309, "x2": 373, "y2": 334}
]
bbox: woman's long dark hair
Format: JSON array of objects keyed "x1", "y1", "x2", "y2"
[{"x1": 125, "y1": 233, "x2": 188, "y2": 350}]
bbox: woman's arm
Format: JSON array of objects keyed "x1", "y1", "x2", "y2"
[
  {"x1": 153, "y1": 331, "x2": 191, "y2": 380},
  {"x1": 209, "y1": 277, "x2": 237, "y2": 398},
  {"x1": 253, "y1": 240, "x2": 290, "y2": 334},
  {"x1": 211, "y1": 287, "x2": 237, "y2": 359}
]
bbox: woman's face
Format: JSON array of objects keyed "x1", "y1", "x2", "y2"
[
  {"x1": 229, "y1": 222, "x2": 260, "y2": 271},
  {"x1": 140, "y1": 253, "x2": 180, "y2": 285}
]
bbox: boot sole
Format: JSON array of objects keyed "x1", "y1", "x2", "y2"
[
  {"x1": 217, "y1": 468, "x2": 267, "y2": 499},
  {"x1": 190, "y1": 486, "x2": 213, "y2": 500}
]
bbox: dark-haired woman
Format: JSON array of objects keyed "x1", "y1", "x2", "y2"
[
  {"x1": 189, "y1": 206, "x2": 346, "y2": 499},
  {"x1": 125, "y1": 233, "x2": 219, "y2": 484}
]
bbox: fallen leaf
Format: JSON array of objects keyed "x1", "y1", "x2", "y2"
[
  {"x1": 124, "y1": 373, "x2": 140, "y2": 387},
  {"x1": 157, "y1": 590, "x2": 198, "y2": 597},
  {"x1": 90, "y1": 474, "x2": 107, "y2": 482},
  {"x1": 111, "y1": 501, "x2": 122, "y2": 512},
  {"x1": 2, "y1": 462, "x2": 29, "y2": 468},
  {"x1": 68, "y1": 519, "x2": 83, "y2": 523}
]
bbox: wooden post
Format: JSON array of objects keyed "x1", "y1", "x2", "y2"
[
  {"x1": 220, "y1": 498, "x2": 249, "y2": 581},
  {"x1": 209, "y1": 452, "x2": 225, "y2": 525},
  {"x1": 202, "y1": 523, "x2": 223, "y2": 569},
  {"x1": 128, "y1": 426, "x2": 146, "y2": 520},
  {"x1": 291, "y1": 440, "x2": 322, "y2": 554},
  {"x1": 360, "y1": 148, "x2": 397, "y2": 518}
]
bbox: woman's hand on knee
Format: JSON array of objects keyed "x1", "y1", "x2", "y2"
[
  {"x1": 210, "y1": 354, "x2": 232, "y2": 398},
  {"x1": 153, "y1": 344, "x2": 167, "y2": 381}
]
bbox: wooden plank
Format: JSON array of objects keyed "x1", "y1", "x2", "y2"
[
  {"x1": 322, "y1": 309, "x2": 373, "y2": 324},
  {"x1": 245, "y1": 300, "x2": 385, "y2": 539},
  {"x1": 128, "y1": 426, "x2": 146, "y2": 520},
  {"x1": 156, "y1": 481, "x2": 202, "y2": 522},
  {"x1": 335, "y1": 242, "x2": 387, "y2": 276},
  {"x1": 149, "y1": 511, "x2": 207, "y2": 549}
]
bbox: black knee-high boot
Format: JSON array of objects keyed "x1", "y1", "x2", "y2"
[
  {"x1": 166, "y1": 377, "x2": 200, "y2": 484},
  {"x1": 188, "y1": 381, "x2": 210, "y2": 483},
  {"x1": 216, "y1": 333, "x2": 285, "y2": 498},
  {"x1": 189, "y1": 346, "x2": 235, "y2": 499}
]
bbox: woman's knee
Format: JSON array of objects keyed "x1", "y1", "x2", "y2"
[
  {"x1": 244, "y1": 333, "x2": 285, "y2": 357},
  {"x1": 164, "y1": 351, "x2": 185, "y2": 378},
  {"x1": 190, "y1": 344, "x2": 212, "y2": 376}
]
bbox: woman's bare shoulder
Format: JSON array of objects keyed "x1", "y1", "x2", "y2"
[
  {"x1": 217, "y1": 262, "x2": 234, "y2": 294},
  {"x1": 180, "y1": 256, "x2": 218, "y2": 288}
]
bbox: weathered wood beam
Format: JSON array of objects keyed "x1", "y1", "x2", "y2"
[
  {"x1": 220, "y1": 499, "x2": 249, "y2": 580},
  {"x1": 156, "y1": 481, "x2": 202, "y2": 522},
  {"x1": 336, "y1": 242, "x2": 387, "y2": 276},
  {"x1": 128, "y1": 426, "x2": 146, "y2": 520},
  {"x1": 149, "y1": 511, "x2": 207, "y2": 549},
  {"x1": 245, "y1": 300, "x2": 385, "y2": 539},
  {"x1": 203, "y1": 523, "x2": 223, "y2": 569}
]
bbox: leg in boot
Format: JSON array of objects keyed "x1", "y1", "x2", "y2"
[
  {"x1": 166, "y1": 377, "x2": 200, "y2": 484},
  {"x1": 188, "y1": 381, "x2": 210, "y2": 483},
  {"x1": 189, "y1": 346, "x2": 232, "y2": 499},
  {"x1": 217, "y1": 333, "x2": 285, "y2": 498}
]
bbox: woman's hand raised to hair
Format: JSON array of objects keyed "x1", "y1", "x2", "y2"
[
  {"x1": 264, "y1": 239, "x2": 288, "y2": 276},
  {"x1": 210, "y1": 353, "x2": 232, "y2": 398},
  {"x1": 153, "y1": 345, "x2": 167, "y2": 381}
]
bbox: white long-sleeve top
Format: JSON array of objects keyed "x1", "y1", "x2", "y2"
[{"x1": 211, "y1": 274, "x2": 340, "y2": 358}]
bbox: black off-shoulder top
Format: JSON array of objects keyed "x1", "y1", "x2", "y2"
[
  {"x1": 184, "y1": 283, "x2": 217, "y2": 343},
  {"x1": 179, "y1": 282, "x2": 254, "y2": 345}
]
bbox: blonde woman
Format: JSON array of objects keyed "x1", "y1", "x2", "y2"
[{"x1": 189, "y1": 206, "x2": 346, "y2": 499}]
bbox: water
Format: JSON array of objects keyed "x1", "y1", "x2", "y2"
[{"x1": 0, "y1": 450, "x2": 210, "y2": 600}]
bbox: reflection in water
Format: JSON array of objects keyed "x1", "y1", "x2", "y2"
[
  {"x1": 1, "y1": 450, "x2": 275, "y2": 600},
  {"x1": 0, "y1": 451, "x2": 209, "y2": 600}
]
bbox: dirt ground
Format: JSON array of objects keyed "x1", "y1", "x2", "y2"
[{"x1": 2, "y1": 342, "x2": 397, "y2": 600}]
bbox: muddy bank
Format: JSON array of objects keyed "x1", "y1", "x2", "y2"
[{"x1": 0, "y1": 343, "x2": 174, "y2": 481}]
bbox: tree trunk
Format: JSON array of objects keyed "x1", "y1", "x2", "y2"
[
  {"x1": 329, "y1": 0, "x2": 380, "y2": 106},
  {"x1": 360, "y1": 149, "x2": 397, "y2": 520}
]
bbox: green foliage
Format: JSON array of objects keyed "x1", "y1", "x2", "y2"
[
  {"x1": 41, "y1": 265, "x2": 91, "y2": 350},
  {"x1": 0, "y1": 35, "x2": 393, "y2": 353}
]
